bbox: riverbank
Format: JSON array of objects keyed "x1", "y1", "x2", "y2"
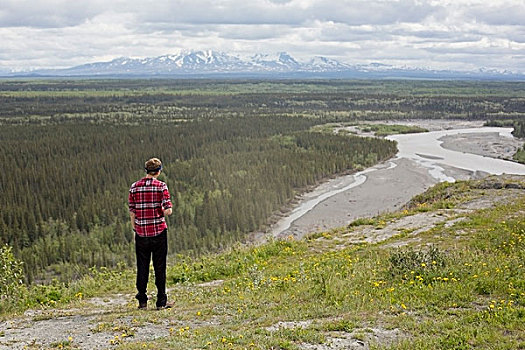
[{"x1": 268, "y1": 120, "x2": 525, "y2": 240}]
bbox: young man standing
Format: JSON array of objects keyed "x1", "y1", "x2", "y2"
[{"x1": 128, "y1": 157, "x2": 173, "y2": 309}]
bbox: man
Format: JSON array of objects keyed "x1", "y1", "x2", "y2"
[{"x1": 129, "y1": 157, "x2": 173, "y2": 310}]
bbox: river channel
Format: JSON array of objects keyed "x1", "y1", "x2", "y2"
[{"x1": 270, "y1": 126, "x2": 525, "y2": 239}]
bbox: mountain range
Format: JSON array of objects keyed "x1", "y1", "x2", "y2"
[{"x1": 5, "y1": 50, "x2": 524, "y2": 80}]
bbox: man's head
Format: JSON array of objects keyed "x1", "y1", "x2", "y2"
[{"x1": 145, "y1": 157, "x2": 163, "y2": 175}]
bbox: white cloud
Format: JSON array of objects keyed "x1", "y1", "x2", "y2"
[
  {"x1": 0, "y1": 0, "x2": 523, "y2": 72},
  {"x1": 0, "y1": 0, "x2": 109, "y2": 28}
]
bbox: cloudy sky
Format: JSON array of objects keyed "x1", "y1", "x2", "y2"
[{"x1": 0, "y1": 0, "x2": 524, "y2": 72}]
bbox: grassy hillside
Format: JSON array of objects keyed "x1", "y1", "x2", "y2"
[{"x1": 1, "y1": 175, "x2": 524, "y2": 349}]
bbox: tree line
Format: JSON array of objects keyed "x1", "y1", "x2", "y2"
[
  {"x1": 2, "y1": 80, "x2": 524, "y2": 125},
  {"x1": 485, "y1": 119, "x2": 525, "y2": 138}
]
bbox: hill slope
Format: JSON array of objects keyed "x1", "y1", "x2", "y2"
[{"x1": 1, "y1": 175, "x2": 524, "y2": 349}]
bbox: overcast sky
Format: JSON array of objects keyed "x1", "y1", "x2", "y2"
[{"x1": 0, "y1": 0, "x2": 524, "y2": 72}]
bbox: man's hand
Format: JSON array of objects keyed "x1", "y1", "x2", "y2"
[{"x1": 163, "y1": 208, "x2": 173, "y2": 216}]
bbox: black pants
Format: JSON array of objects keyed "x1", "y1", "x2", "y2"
[{"x1": 135, "y1": 229, "x2": 167, "y2": 307}]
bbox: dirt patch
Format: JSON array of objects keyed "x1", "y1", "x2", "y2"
[
  {"x1": 0, "y1": 311, "x2": 115, "y2": 349},
  {"x1": 87, "y1": 293, "x2": 131, "y2": 307},
  {"x1": 340, "y1": 211, "x2": 457, "y2": 245},
  {"x1": 300, "y1": 327, "x2": 402, "y2": 350},
  {"x1": 264, "y1": 318, "x2": 404, "y2": 350},
  {"x1": 195, "y1": 279, "x2": 225, "y2": 288},
  {"x1": 266, "y1": 320, "x2": 314, "y2": 332},
  {"x1": 0, "y1": 294, "x2": 140, "y2": 350}
]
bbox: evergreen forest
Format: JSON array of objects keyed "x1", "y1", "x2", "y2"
[{"x1": 1, "y1": 79, "x2": 524, "y2": 283}]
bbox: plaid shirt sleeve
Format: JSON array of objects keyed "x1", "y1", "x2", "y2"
[
  {"x1": 128, "y1": 186, "x2": 136, "y2": 213},
  {"x1": 162, "y1": 183, "x2": 172, "y2": 210}
]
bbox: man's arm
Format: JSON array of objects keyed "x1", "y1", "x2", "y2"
[
  {"x1": 128, "y1": 189, "x2": 136, "y2": 231},
  {"x1": 129, "y1": 211, "x2": 136, "y2": 230},
  {"x1": 162, "y1": 184, "x2": 173, "y2": 217}
]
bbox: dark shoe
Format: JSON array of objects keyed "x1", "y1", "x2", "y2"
[
  {"x1": 156, "y1": 302, "x2": 173, "y2": 310},
  {"x1": 135, "y1": 292, "x2": 148, "y2": 309}
]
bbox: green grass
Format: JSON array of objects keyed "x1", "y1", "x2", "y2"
[
  {"x1": 310, "y1": 122, "x2": 428, "y2": 137},
  {"x1": 2, "y1": 176, "x2": 525, "y2": 349},
  {"x1": 359, "y1": 124, "x2": 429, "y2": 137},
  {"x1": 513, "y1": 147, "x2": 525, "y2": 164}
]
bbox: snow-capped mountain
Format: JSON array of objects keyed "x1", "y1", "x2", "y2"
[
  {"x1": 306, "y1": 56, "x2": 351, "y2": 71},
  {"x1": 250, "y1": 52, "x2": 301, "y2": 70},
  {"x1": 7, "y1": 50, "x2": 525, "y2": 80},
  {"x1": 59, "y1": 50, "x2": 335, "y2": 75},
  {"x1": 54, "y1": 51, "x2": 248, "y2": 75}
]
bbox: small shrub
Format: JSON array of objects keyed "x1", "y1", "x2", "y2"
[
  {"x1": 321, "y1": 319, "x2": 357, "y2": 332},
  {"x1": 438, "y1": 332, "x2": 470, "y2": 350},
  {"x1": 513, "y1": 146, "x2": 525, "y2": 164},
  {"x1": 388, "y1": 245, "x2": 447, "y2": 279},
  {"x1": 407, "y1": 181, "x2": 468, "y2": 210},
  {"x1": 0, "y1": 245, "x2": 24, "y2": 299},
  {"x1": 348, "y1": 218, "x2": 376, "y2": 227}
]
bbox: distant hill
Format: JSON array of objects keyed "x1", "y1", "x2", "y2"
[{"x1": 5, "y1": 50, "x2": 525, "y2": 80}]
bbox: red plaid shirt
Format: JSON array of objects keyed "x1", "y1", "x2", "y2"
[{"x1": 129, "y1": 177, "x2": 172, "y2": 237}]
